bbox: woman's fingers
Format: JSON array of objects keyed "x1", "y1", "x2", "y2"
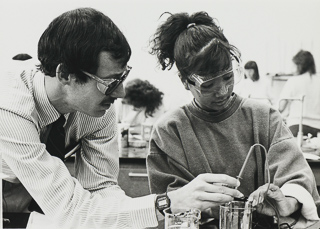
[
  {"x1": 248, "y1": 183, "x2": 269, "y2": 206},
  {"x1": 248, "y1": 183, "x2": 285, "y2": 211}
]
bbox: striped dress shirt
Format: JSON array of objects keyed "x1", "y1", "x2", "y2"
[{"x1": 0, "y1": 67, "x2": 158, "y2": 228}]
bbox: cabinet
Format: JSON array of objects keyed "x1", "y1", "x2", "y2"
[{"x1": 118, "y1": 158, "x2": 150, "y2": 197}]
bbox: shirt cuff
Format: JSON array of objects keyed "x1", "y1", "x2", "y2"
[
  {"x1": 128, "y1": 194, "x2": 158, "y2": 228},
  {"x1": 281, "y1": 183, "x2": 319, "y2": 220}
]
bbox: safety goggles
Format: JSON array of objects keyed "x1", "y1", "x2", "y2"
[
  {"x1": 186, "y1": 60, "x2": 244, "y2": 95},
  {"x1": 81, "y1": 66, "x2": 132, "y2": 95}
]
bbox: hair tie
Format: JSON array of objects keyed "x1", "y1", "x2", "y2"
[
  {"x1": 187, "y1": 23, "x2": 196, "y2": 29},
  {"x1": 212, "y1": 38, "x2": 220, "y2": 44}
]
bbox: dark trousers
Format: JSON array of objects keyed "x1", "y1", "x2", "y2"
[{"x1": 3, "y1": 212, "x2": 30, "y2": 228}]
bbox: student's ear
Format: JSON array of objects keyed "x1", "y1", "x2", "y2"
[{"x1": 56, "y1": 63, "x2": 71, "y2": 84}]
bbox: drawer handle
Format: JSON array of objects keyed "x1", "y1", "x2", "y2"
[{"x1": 128, "y1": 172, "x2": 148, "y2": 177}]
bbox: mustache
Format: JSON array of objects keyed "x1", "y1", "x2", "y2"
[{"x1": 100, "y1": 98, "x2": 116, "y2": 105}]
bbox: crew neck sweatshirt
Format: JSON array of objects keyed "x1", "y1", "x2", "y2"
[{"x1": 147, "y1": 94, "x2": 320, "y2": 225}]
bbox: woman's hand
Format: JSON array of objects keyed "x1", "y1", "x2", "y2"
[
  {"x1": 248, "y1": 183, "x2": 301, "y2": 217},
  {"x1": 167, "y1": 173, "x2": 244, "y2": 218}
]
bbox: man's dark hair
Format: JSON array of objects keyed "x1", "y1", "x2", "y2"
[{"x1": 38, "y1": 7, "x2": 131, "y2": 83}]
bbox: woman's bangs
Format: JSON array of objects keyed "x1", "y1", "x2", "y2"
[{"x1": 190, "y1": 46, "x2": 231, "y2": 76}]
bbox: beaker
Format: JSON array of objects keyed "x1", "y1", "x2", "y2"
[
  {"x1": 219, "y1": 201, "x2": 253, "y2": 229},
  {"x1": 164, "y1": 208, "x2": 201, "y2": 229}
]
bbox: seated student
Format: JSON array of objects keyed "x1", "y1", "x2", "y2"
[
  {"x1": 279, "y1": 50, "x2": 320, "y2": 137},
  {"x1": 116, "y1": 78, "x2": 166, "y2": 135},
  {"x1": 235, "y1": 61, "x2": 275, "y2": 106},
  {"x1": 147, "y1": 11, "x2": 320, "y2": 228}
]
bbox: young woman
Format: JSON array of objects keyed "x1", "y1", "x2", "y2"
[
  {"x1": 147, "y1": 11, "x2": 320, "y2": 228},
  {"x1": 279, "y1": 50, "x2": 320, "y2": 137},
  {"x1": 235, "y1": 61, "x2": 275, "y2": 106}
]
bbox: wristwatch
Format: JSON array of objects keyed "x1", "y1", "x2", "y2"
[{"x1": 155, "y1": 192, "x2": 171, "y2": 212}]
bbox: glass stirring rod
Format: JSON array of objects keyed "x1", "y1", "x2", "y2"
[{"x1": 235, "y1": 144, "x2": 268, "y2": 190}]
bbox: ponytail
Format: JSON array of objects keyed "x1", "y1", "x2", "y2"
[
  {"x1": 150, "y1": 11, "x2": 240, "y2": 79},
  {"x1": 150, "y1": 12, "x2": 191, "y2": 70}
]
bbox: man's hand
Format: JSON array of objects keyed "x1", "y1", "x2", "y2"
[{"x1": 167, "y1": 173, "x2": 244, "y2": 218}]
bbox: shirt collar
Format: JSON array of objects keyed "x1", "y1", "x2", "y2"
[
  {"x1": 33, "y1": 71, "x2": 63, "y2": 128},
  {"x1": 187, "y1": 93, "x2": 242, "y2": 122}
]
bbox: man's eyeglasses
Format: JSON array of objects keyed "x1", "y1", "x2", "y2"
[
  {"x1": 186, "y1": 60, "x2": 244, "y2": 95},
  {"x1": 81, "y1": 66, "x2": 132, "y2": 96}
]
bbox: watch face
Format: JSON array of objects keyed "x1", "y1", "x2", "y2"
[
  {"x1": 158, "y1": 197, "x2": 169, "y2": 207},
  {"x1": 156, "y1": 194, "x2": 170, "y2": 211}
]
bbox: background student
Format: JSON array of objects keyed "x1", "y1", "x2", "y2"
[
  {"x1": 116, "y1": 78, "x2": 166, "y2": 135},
  {"x1": 235, "y1": 60, "x2": 275, "y2": 106},
  {"x1": 279, "y1": 50, "x2": 320, "y2": 137}
]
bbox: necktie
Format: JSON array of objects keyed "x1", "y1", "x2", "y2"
[
  {"x1": 45, "y1": 115, "x2": 66, "y2": 161},
  {"x1": 28, "y1": 115, "x2": 66, "y2": 213}
]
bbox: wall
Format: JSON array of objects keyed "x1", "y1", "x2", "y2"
[{"x1": 1, "y1": 0, "x2": 319, "y2": 109}]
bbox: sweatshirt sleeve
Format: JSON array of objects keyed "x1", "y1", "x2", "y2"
[
  {"x1": 147, "y1": 116, "x2": 196, "y2": 194},
  {"x1": 267, "y1": 108, "x2": 320, "y2": 225}
]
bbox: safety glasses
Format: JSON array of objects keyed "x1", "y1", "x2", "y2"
[
  {"x1": 81, "y1": 65, "x2": 132, "y2": 95},
  {"x1": 187, "y1": 60, "x2": 244, "y2": 95}
]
